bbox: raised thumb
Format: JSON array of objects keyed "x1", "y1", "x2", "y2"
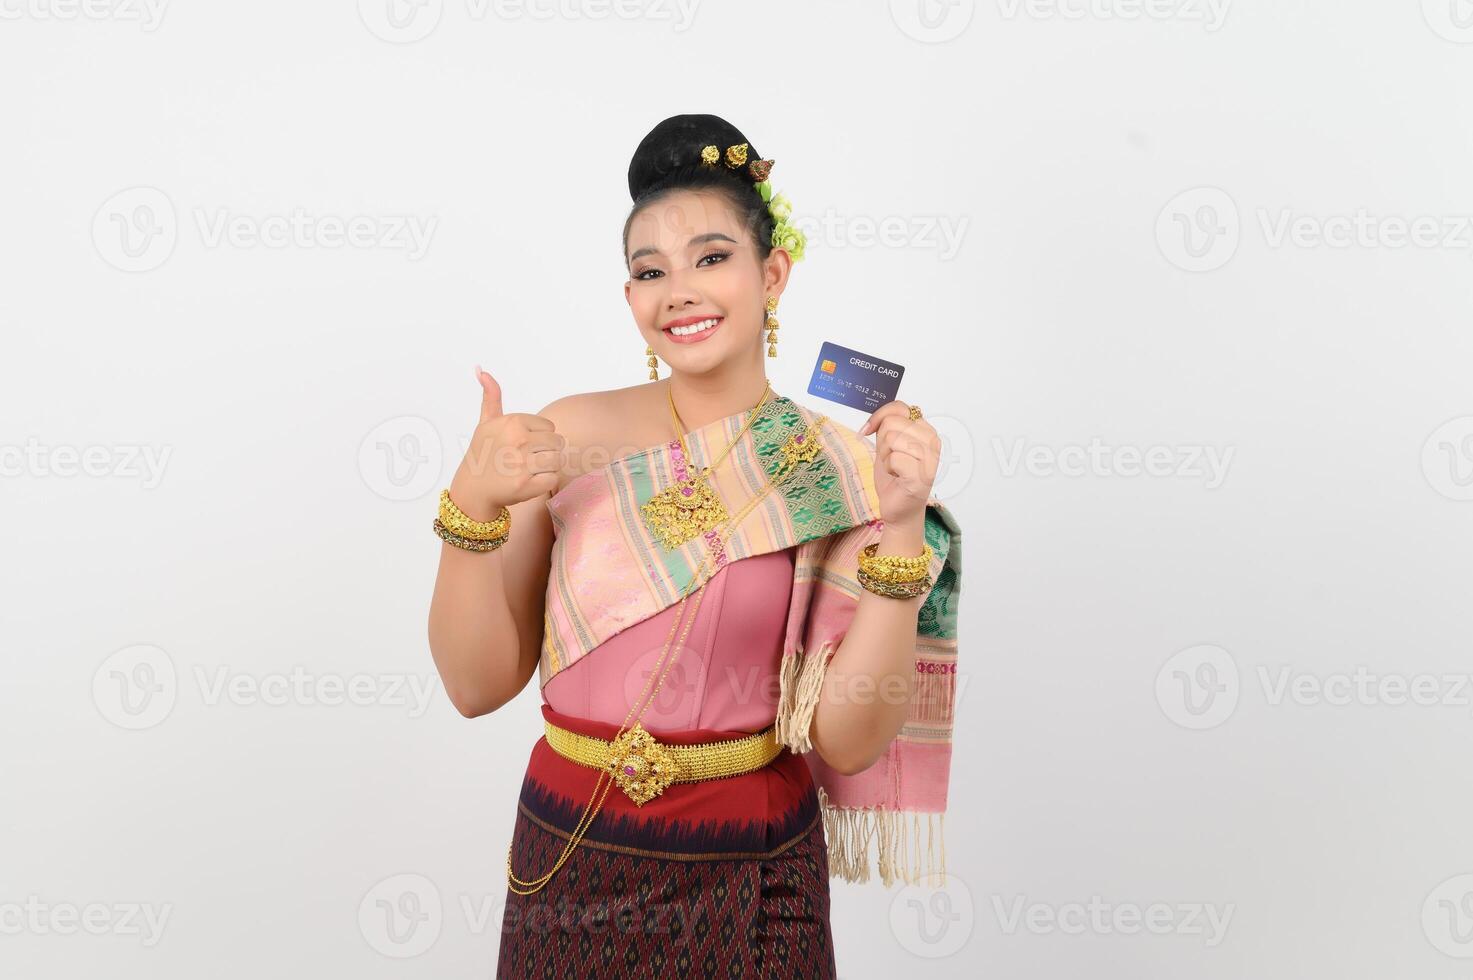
[{"x1": 476, "y1": 364, "x2": 503, "y2": 422}]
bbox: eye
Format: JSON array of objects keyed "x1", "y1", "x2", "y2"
[{"x1": 633, "y1": 250, "x2": 729, "y2": 281}]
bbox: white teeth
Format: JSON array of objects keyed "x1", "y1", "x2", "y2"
[{"x1": 670, "y1": 317, "x2": 720, "y2": 336}]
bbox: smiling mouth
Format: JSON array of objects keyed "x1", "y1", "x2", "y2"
[{"x1": 663, "y1": 316, "x2": 723, "y2": 342}]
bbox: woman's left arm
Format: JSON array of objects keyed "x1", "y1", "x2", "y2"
[
  {"x1": 808, "y1": 400, "x2": 942, "y2": 775},
  {"x1": 808, "y1": 517, "x2": 930, "y2": 775}
]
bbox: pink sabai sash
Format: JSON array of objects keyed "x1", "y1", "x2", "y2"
[{"x1": 539, "y1": 391, "x2": 963, "y2": 886}]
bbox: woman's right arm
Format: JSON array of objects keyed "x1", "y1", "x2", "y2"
[{"x1": 427, "y1": 369, "x2": 571, "y2": 717}]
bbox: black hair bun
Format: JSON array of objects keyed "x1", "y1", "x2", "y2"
[{"x1": 626, "y1": 113, "x2": 768, "y2": 202}]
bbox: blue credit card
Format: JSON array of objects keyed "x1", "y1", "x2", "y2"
[{"x1": 806, "y1": 341, "x2": 905, "y2": 414}]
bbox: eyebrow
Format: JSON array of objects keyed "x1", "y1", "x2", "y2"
[{"x1": 629, "y1": 232, "x2": 739, "y2": 263}]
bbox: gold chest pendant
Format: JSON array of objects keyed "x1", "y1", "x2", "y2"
[{"x1": 641, "y1": 466, "x2": 729, "y2": 550}]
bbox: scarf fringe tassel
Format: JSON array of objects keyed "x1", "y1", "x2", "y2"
[
  {"x1": 776, "y1": 644, "x2": 949, "y2": 887},
  {"x1": 817, "y1": 786, "x2": 948, "y2": 887}
]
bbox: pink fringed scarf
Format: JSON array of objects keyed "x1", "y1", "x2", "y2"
[{"x1": 538, "y1": 392, "x2": 962, "y2": 886}]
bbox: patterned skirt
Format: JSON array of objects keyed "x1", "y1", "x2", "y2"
[{"x1": 497, "y1": 705, "x2": 837, "y2": 979}]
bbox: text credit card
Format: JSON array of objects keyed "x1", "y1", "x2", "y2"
[{"x1": 806, "y1": 341, "x2": 905, "y2": 414}]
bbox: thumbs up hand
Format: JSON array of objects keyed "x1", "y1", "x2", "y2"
[{"x1": 448, "y1": 365, "x2": 566, "y2": 518}]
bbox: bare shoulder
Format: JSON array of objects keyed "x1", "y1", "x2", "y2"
[
  {"x1": 535, "y1": 390, "x2": 600, "y2": 432},
  {"x1": 537, "y1": 382, "x2": 652, "y2": 435},
  {"x1": 537, "y1": 382, "x2": 667, "y2": 489}
]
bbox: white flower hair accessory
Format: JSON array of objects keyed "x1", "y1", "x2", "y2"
[{"x1": 755, "y1": 179, "x2": 805, "y2": 262}]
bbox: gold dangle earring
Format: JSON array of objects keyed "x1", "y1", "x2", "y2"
[
  {"x1": 765, "y1": 296, "x2": 779, "y2": 357},
  {"x1": 646, "y1": 343, "x2": 659, "y2": 380}
]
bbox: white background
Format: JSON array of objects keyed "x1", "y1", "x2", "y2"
[{"x1": 4, "y1": 1, "x2": 1473, "y2": 977}]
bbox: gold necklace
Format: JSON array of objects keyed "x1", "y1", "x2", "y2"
[
  {"x1": 639, "y1": 379, "x2": 772, "y2": 551},
  {"x1": 507, "y1": 409, "x2": 827, "y2": 895}
]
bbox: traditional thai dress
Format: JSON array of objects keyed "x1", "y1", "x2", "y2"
[{"x1": 496, "y1": 391, "x2": 963, "y2": 978}]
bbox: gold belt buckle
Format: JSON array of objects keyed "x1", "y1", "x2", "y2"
[{"x1": 604, "y1": 722, "x2": 678, "y2": 806}]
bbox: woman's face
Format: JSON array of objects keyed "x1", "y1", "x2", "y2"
[{"x1": 625, "y1": 189, "x2": 788, "y2": 378}]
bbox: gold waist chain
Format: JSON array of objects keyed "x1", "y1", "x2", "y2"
[{"x1": 543, "y1": 719, "x2": 783, "y2": 806}]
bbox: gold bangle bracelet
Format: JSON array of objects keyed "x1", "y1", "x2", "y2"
[
  {"x1": 859, "y1": 540, "x2": 932, "y2": 572},
  {"x1": 433, "y1": 517, "x2": 509, "y2": 553},
  {"x1": 438, "y1": 489, "x2": 511, "y2": 541},
  {"x1": 857, "y1": 566, "x2": 933, "y2": 599},
  {"x1": 858, "y1": 541, "x2": 933, "y2": 583}
]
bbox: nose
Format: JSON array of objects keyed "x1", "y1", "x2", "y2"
[{"x1": 663, "y1": 266, "x2": 703, "y2": 310}]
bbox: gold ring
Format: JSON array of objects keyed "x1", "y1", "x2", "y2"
[{"x1": 907, "y1": 404, "x2": 923, "y2": 421}]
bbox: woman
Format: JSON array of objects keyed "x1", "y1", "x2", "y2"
[{"x1": 427, "y1": 114, "x2": 963, "y2": 978}]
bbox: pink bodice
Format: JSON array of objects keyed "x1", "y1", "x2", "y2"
[{"x1": 542, "y1": 547, "x2": 796, "y2": 735}]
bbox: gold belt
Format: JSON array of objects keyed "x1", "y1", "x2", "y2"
[{"x1": 543, "y1": 719, "x2": 784, "y2": 806}]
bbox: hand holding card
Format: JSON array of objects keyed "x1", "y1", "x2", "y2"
[
  {"x1": 804, "y1": 340, "x2": 936, "y2": 526},
  {"x1": 858, "y1": 396, "x2": 941, "y2": 531}
]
